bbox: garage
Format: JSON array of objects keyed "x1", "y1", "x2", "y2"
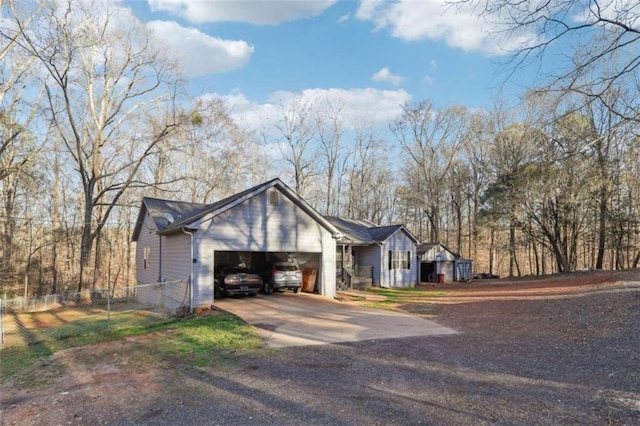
[
  {"x1": 212, "y1": 250, "x2": 322, "y2": 294},
  {"x1": 133, "y1": 179, "x2": 342, "y2": 309}
]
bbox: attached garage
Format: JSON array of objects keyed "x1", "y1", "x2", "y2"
[{"x1": 132, "y1": 179, "x2": 342, "y2": 309}]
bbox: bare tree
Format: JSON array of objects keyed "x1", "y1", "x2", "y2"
[
  {"x1": 344, "y1": 130, "x2": 395, "y2": 224},
  {"x1": 5, "y1": 0, "x2": 183, "y2": 291},
  {"x1": 315, "y1": 100, "x2": 350, "y2": 215},
  {"x1": 273, "y1": 96, "x2": 317, "y2": 197},
  {"x1": 392, "y1": 102, "x2": 470, "y2": 242},
  {"x1": 0, "y1": 2, "x2": 44, "y2": 291},
  {"x1": 179, "y1": 97, "x2": 261, "y2": 202},
  {"x1": 459, "y1": 0, "x2": 640, "y2": 119}
]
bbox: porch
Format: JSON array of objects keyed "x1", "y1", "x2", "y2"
[{"x1": 337, "y1": 265, "x2": 374, "y2": 291}]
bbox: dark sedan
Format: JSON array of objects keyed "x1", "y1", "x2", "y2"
[{"x1": 214, "y1": 265, "x2": 262, "y2": 298}]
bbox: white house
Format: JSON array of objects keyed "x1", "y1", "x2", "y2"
[{"x1": 132, "y1": 179, "x2": 342, "y2": 309}]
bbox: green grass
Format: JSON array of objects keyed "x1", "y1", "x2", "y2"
[
  {"x1": 0, "y1": 313, "x2": 262, "y2": 383},
  {"x1": 367, "y1": 287, "x2": 448, "y2": 298},
  {"x1": 363, "y1": 287, "x2": 448, "y2": 310}
]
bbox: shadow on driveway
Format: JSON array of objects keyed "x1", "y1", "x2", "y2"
[{"x1": 214, "y1": 293, "x2": 457, "y2": 348}]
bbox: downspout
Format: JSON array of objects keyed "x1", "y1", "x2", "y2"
[
  {"x1": 181, "y1": 227, "x2": 195, "y2": 313},
  {"x1": 158, "y1": 235, "x2": 162, "y2": 282}
]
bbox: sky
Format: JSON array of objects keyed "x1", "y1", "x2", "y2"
[{"x1": 120, "y1": 0, "x2": 544, "y2": 135}]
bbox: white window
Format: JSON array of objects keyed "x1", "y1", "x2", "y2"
[{"x1": 388, "y1": 250, "x2": 411, "y2": 270}]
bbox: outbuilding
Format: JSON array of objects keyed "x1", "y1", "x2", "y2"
[{"x1": 417, "y1": 243, "x2": 473, "y2": 283}]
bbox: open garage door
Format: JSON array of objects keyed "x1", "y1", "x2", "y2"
[{"x1": 213, "y1": 251, "x2": 322, "y2": 294}]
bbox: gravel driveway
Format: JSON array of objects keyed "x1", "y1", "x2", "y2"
[{"x1": 2, "y1": 276, "x2": 639, "y2": 425}]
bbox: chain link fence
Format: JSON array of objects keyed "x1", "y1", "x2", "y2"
[{"x1": 0, "y1": 279, "x2": 190, "y2": 348}]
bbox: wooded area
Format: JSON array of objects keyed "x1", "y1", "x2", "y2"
[{"x1": 1, "y1": 0, "x2": 639, "y2": 297}]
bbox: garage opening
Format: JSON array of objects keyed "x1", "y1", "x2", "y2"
[{"x1": 214, "y1": 251, "x2": 321, "y2": 294}]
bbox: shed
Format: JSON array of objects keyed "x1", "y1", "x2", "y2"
[{"x1": 417, "y1": 243, "x2": 473, "y2": 283}]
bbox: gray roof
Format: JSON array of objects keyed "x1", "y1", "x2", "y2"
[
  {"x1": 416, "y1": 242, "x2": 461, "y2": 258},
  {"x1": 324, "y1": 216, "x2": 418, "y2": 245},
  {"x1": 132, "y1": 197, "x2": 205, "y2": 241},
  {"x1": 132, "y1": 178, "x2": 341, "y2": 241}
]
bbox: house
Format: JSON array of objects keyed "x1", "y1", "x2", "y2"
[
  {"x1": 325, "y1": 217, "x2": 420, "y2": 289},
  {"x1": 132, "y1": 179, "x2": 343, "y2": 309},
  {"x1": 417, "y1": 243, "x2": 473, "y2": 283}
]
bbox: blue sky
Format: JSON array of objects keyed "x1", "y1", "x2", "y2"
[{"x1": 121, "y1": 0, "x2": 544, "y2": 133}]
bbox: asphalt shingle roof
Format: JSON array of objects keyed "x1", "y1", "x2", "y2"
[
  {"x1": 324, "y1": 216, "x2": 411, "y2": 244},
  {"x1": 142, "y1": 197, "x2": 205, "y2": 232}
]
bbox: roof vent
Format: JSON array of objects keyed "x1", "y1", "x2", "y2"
[{"x1": 164, "y1": 213, "x2": 174, "y2": 224}]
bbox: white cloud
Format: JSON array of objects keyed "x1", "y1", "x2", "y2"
[
  {"x1": 337, "y1": 13, "x2": 350, "y2": 24},
  {"x1": 371, "y1": 67, "x2": 405, "y2": 85},
  {"x1": 356, "y1": 0, "x2": 538, "y2": 55},
  {"x1": 147, "y1": 21, "x2": 253, "y2": 76},
  {"x1": 148, "y1": 0, "x2": 337, "y2": 25},
  {"x1": 430, "y1": 59, "x2": 438, "y2": 71},
  {"x1": 422, "y1": 75, "x2": 434, "y2": 85},
  {"x1": 203, "y1": 87, "x2": 411, "y2": 133}
]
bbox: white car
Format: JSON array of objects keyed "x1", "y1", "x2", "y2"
[{"x1": 262, "y1": 262, "x2": 302, "y2": 294}]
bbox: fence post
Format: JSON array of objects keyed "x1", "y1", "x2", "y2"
[
  {"x1": 107, "y1": 282, "x2": 111, "y2": 333},
  {"x1": 1, "y1": 294, "x2": 5, "y2": 347}
]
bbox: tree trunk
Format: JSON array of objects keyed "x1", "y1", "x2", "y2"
[
  {"x1": 595, "y1": 192, "x2": 607, "y2": 269},
  {"x1": 489, "y1": 228, "x2": 495, "y2": 274},
  {"x1": 78, "y1": 197, "x2": 95, "y2": 293},
  {"x1": 93, "y1": 232, "x2": 103, "y2": 290},
  {"x1": 509, "y1": 218, "x2": 516, "y2": 277}
]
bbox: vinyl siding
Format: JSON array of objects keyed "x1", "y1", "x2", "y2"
[
  {"x1": 192, "y1": 190, "x2": 337, "y2": 306},
  {"x1": 161, "y1": 233, "x2": 192, "y2": 283},
  {"x1": 136, "y1": 208, "x2": 192, "y2": 300},
  {"x1": 135, "y1": 211, "x2": 161, "y2": 284},
  {"x1": 196, "y1": 190, "x2": 329, "y2": 252},
  {"x1": 380, "y1": 230, "x2": 418, "y2": 288}
]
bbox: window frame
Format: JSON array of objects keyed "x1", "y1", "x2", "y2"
[{"x1": 388, "y1": 250, "x2": 411, "y2": 270}]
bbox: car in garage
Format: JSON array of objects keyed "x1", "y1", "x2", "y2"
[
  {"x1": 262, "y1": 261, "x2": 302, "y2": 294},
  {"x1": 214, "y1": 264, "x2": 263, "y2": 298}
]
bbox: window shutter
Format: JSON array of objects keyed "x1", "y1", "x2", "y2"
[
  {"x1": 407, "y1": 251, "x2": 411, "y2": 270},
  {"x1": 388, "y1": 250, "x2": 392, "y2": 270}
]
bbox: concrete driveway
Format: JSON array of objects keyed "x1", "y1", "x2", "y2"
[{"x1": 213, "y1": 292, "x2": 457, "y2": 348}]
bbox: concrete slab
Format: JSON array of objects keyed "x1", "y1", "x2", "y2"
[{"x1": 214, "y1": 292, "x2": 458, "y2": 348}]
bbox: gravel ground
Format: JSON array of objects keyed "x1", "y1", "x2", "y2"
[{"x1": 2, "y1": 275, "x2": 639, "y2": 425}]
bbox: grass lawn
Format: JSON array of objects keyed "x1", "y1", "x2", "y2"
[
  {"x1": 363, "y1": 287, "x2": 448, "y2": 310},
  {"x1": 0, "y1": 312, "x2": 262, "y2": 383}
]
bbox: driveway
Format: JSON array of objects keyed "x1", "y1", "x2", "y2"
[{"x1": 213, "y1": 292, "x2": 457, "y2": 347}]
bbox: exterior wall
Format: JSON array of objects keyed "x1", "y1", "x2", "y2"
[
  {"x1": 160, "y1": 233, "x2": 193, "y2": 283},
  {"x1": 192, "y1": 190, "x2": 336, "y2": 306},
  {"x1": 455, "y1": 259, "x2": 473, "y2": 281},
  {"x1": 135, "y1": 211, "x2": 161, "y2": 284},
  {"x1": 438, "y1": 261, "x2": 455, "y2": 282},
  {"x1": 380, "y1": 231, "x2": 418, "y2": 288}
]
